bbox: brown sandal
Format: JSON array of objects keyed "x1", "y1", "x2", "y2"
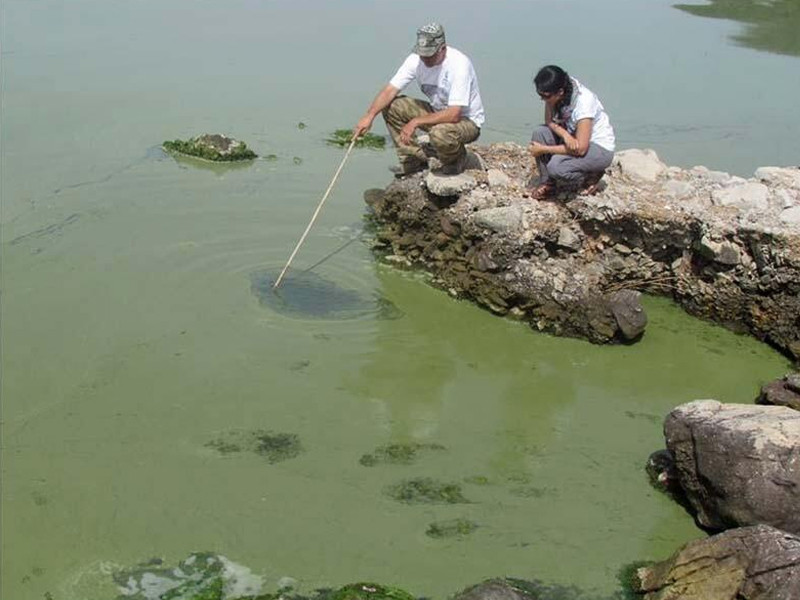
[
  {"x1": 578, "y1": 175, "x2": 603, "y2": 196},
  {"x1": 529, "y1": 182, "x2": 554, "y2": 200}
]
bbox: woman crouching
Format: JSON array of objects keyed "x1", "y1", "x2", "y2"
[{"x1": 528, "y1": 65, "x2": 615, "y2": 199}]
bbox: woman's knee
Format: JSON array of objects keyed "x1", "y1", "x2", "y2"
[{"x1": 531, "y1": 125, "x2": 552, "y2": 144}]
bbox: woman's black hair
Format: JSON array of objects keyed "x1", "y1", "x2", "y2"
[{"x1": 533, "y1": 65, "x2": 573, "y2": 115}]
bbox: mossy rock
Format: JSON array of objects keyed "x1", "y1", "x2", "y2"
[
  {"x1": 326, "y1": 129, "x2": 386, "y2": 149},
  {"x1": 206, "y1": 429, "x2": 303, "y2": 463},
  {"x1": 163, "y1": 134, "x2": 257, "y2": 162},
  {"x1": 359, "y1": 442, "x2": 445, "y2": 466},
  {"x1": 425, "y1": 518, "x2": 478, "y2": 539},
  {"x1": 329, "y1": 583, "x2": 415, "y2": 600},
  {"x1": 386, "y1": 477, "x2": 469, "y2": 504}
]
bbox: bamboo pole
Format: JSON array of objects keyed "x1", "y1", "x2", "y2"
[{"x1": 273, "y1": 136, "x2": 358, "y2": 289}]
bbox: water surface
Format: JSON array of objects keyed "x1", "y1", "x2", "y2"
[{"x1": 1, "y1": 1, "x2": 796, "y2": 599}]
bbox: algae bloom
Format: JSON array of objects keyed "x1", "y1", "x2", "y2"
[
  {"x1": 326, "y1": 129, "x2": 386, "y2": 149},
  {"x1": 425, "y1": 518, "x2": 478, "y2": 539},
  {"x1": 205, "y1": 429, "x2": 303, "y2": 463},
  {"x1": 386, "y1": 477, "x2": 469, "y2": 504},
  {"x1": 359, "y1": 442, "x2": 445, "y2": 466},
  {"x1": 162, "y1": 134, "x2": 257, "y2": 162}
]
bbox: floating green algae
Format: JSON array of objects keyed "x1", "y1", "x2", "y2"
[
  {"x1": 359, "y1": 442, "x2": 445, "y2": 466},
  {"x1": 425, "y1": 518, "x2": 478, "y2": 539},
  {"x1": 162, "y1": 134, "x2": 257, "y2": 162},
  {"x1": 386, "y1": 477, "x2": 469, "y2": 504},
  {"x1": 326, "y1": 129, "x2": 386, "y2": 149},
  {"x1": 205, "y1": 429, "x2": 303, "y2": 463}
]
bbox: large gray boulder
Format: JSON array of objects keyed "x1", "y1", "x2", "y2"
[
  {"x1": 634, "y1": 525, "x2": 800, "y2": 600},
  {"x1": 664, "y1": 400, "x2": 800, "y2": 533}
]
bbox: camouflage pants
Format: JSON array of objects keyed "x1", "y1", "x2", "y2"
[{"x1": 382, "y1": 96, "x2": 480, "y2": 168}]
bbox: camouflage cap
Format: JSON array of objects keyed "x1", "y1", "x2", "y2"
[{"x1": 413, "y1": 23, "x2": 446, "y2": 57}]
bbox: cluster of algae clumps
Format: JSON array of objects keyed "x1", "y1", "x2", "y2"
[
  {"x1": 359, "y1": 442, "x2": 445, "y2": 466},
  {"x1": 326, "y1": 129, "x2": 386, "y2": 149},
  {"x1": 425, "y1": 518, "x2": 478, "y2": 539},
  {"x1": 163, "y1": 134, "x2": 257, "y2": 162},
  {"x1": 387, "y1": 477, "x2": 468, "y2": 504},
  {"x1": 205, "y1": 429, "x2": 303, "y2": 463}
]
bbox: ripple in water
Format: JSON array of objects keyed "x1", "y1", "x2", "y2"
[{"x1": 250, "y1": 269, "x2": 403, "y2": 321}]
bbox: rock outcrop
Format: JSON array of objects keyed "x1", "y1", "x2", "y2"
[
  {"x1": 365, "y1": 144, "x2": 800, "y2": 357},
  {"x1": 757, "y1": 372, "x2": 800, "y2": 411},
  {"x1": 663, "y1": 400, "x2": 800, "y2": 534},
  {"x1": 634, "y1": 525, "x2": 800, "y2": 600}
]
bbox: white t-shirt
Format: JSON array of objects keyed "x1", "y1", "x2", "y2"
[
  {"x1": 556, "y1": 77, "x2": 615, "y2": 152},
  {"x1": 388, "y1": 47, "x2": 485, "y2": 128}
]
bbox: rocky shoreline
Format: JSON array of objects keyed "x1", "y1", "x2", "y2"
[
  {"x1": 364, "y1": 144, "x2": 800, "y2": 359},
  {"x1": 360, "y1": 144, "x2": 800, "y2": 599}
]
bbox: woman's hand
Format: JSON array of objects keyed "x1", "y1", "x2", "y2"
[
  {"x1": 529, "y1": 141, "x2": 550, "y2": 158},
  {"x1": 562, "y1": 135, "x2": 580, "y2": 155}
]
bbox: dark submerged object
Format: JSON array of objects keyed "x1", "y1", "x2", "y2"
[{"x1": 250, "y1": 269, "x2": 402, "y2": 321}]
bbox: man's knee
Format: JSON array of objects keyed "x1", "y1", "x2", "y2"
[{"x1": 429, "y1": 124, "x2": 459, "y2": 149}]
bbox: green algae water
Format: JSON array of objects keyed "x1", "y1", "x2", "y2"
[{"x1": 1, "y1": 1, "x2": 797, "y2": 599}]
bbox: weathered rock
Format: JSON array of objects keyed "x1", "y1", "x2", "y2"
[
  {"x1": 634, "y1": 525, "x2": 800, "y2": 600},
  {"x1": 425, "y1": 171, "x2": 477, "y2": 196},
  {"x1": 614, "y1": 148, "x2": 666, "y2": 181},
  {"x1": 755, "y1": 166, "x2": 800, "y2": 190},
  {"x1": 487, "y1": 168, "x2": 512, "y2": 188},
  {"x1": 781, "y1": 205, "x2": 800, "y2": 225},
  {"x1": 557, "y1": 226, "x2": 581, "y2": 251},
  {"x1": 712, "y1": 182, "x2": 770, "y2": 211},
  {"x1": 452, "y1": 580, "x2": 533, "y2": 600},
  {"x1": 664, "y1": 400, "x2": 800, "y2": 533},
  {"x1": 472, "y1": 206, "x2": 525, "y2": 233},
  {"x1": 757, "y1": 373, "x2": 800, "y2": 411},
  {"x1": 608, "y1": 289, "x2": 647, "y2": 340}
]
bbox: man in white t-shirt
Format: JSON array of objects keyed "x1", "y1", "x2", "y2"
[{"x1": 353, "y1": 23, "x2": 485, "y2": 176}]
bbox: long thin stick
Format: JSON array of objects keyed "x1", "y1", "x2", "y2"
[{"x1": 273, "y1": 136, "x2": 358, "y2": 289}]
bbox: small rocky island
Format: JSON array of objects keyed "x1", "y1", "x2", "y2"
[
  {"x1": 365, "y1": 144, "x2": 800, "y2": 359},
  {"x1": 162, "y1": 133, "x2": 257, "y2": 162}
]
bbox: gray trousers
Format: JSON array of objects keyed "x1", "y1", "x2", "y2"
[{"x1": 531, "y1": 125, "x2": 614, "y2": 188}]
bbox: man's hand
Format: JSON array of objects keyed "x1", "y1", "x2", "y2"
[
  {"x1": 399, "y1": 119, "x2": 419, "y2": 146},
  {"x1": 529, "y1": 141, "x2": 549, "y2": 158},
  {"x1": 353, "y1": 115, "x2": 374, "y2": 140}
]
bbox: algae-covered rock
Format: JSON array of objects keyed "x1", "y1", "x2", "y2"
[
  {"x1": 329, "y1": 583, "x2": 415, "y2": 600},
  {"x1": 633, "y1": 525, "x2": 800, "y2": 599},
  {"x1": 206, "y1": 429, "x2": 303, "y2": 463},
  {"x1": 453, "y1": 577, "x2": 606, "y2": 600},
  {"x1": 387, "y1": 477, "x2": 469, "y2": 504},
  {"x1": 359, "y1": 442, "x2": 445, "y2": 466},
  {"x1": 113, "y1": 552, "x2": 264, "y2": 600},
  {"x1": 425, "y1": 518, "x2": 478, "y2": 539},
  {"x1": 163, "y1": 134, "x2": 257, "y2": 162},
  {"x1": 327, "y1": 129, "x2": 386, "y2": 149}
]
